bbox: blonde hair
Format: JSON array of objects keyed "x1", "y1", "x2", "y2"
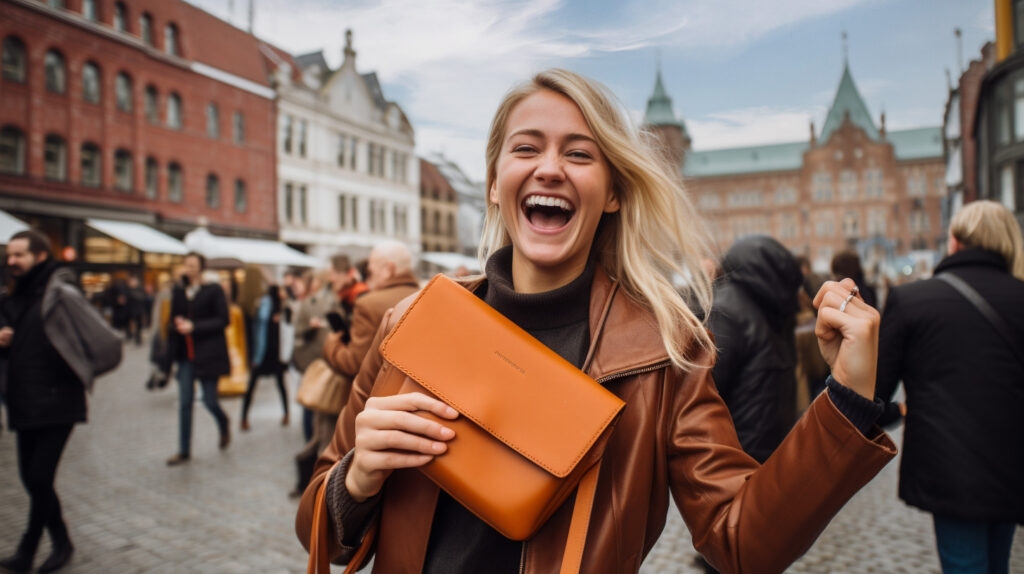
[
  {"x1": 479, "y1": 69, "x2": 714, "y2": 372},
  {"x1": 951, "y1": 200, "x2": 1024, "y2": 280}
]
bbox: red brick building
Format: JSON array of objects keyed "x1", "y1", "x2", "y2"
[
  {"x1": 647, "y1": 63, "x2": 947, "y2": 275},
  {"x1": 0, "y1": 0, "x2": 277, "y2": 285}
]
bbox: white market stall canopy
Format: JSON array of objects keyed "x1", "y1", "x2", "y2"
[
  {"x1": 419, "y1": 251, "x2": 481, "y2": 272},
  {"x1": 86, "y1": 219, "x2": 189, "y2": 255},
  {"x1": 0, "y1": 210, "x2": 29, "y2": 243},
  {"x1": 184, "y1": 227, "x2": 322, "y2": 268}
]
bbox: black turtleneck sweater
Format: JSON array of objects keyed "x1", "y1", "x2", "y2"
[{"x1": 421, "y1": 246, "x2": 595, "y2": 573}]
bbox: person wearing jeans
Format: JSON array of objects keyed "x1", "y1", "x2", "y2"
[
  {"x1": 166, "y1": 252, "x2": 232, "y2": 466},
  {"x1": 932, "y1": 515, "x2": 1017, "y2": 574},
  {"x1": 175, "y1": 360, "x2": 229, "y2": 460}
]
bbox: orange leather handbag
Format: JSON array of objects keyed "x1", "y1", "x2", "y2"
[{"x1": 307, "y1": 274, "x2": 626, "y2": 574}]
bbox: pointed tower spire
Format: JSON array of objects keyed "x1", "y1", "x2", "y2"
[
  {"x1": 819, "y1": 44, "x2": 879, "y2": 143},
  {"x1": 842, "y1": 30, "x2": 848, "y2": 66},
  {"x1": 643, "y1": 63, "x2": 690, "y2": 169}
]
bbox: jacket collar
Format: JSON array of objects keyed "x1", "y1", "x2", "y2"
[
  {"x1": 934, "y1": 247, "x2": 1008, "y2": 275},
  {"x1": 375, "y1": 271, "x2": 420, "y2": 291},
  {"x1": 455, "y1": 266, "x2": 669, "y2": 382}
]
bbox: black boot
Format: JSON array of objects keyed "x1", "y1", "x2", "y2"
[
  {"x1": 0, "y1": 536, "x2": 38, "y2": 573},
  {"x1": 36, "y1": 539, "x2": 73, "y2": 573}
]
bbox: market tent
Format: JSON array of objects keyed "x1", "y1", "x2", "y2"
[
  {"x1": 86, "y1": 219, "x2": 189, "y2": 255},
  {"x1": 0, "y1": 210, "x2": 29, "y2": 243},
  {"x1": 184, "y1": 227, "x2": 322, "y2": 268}
]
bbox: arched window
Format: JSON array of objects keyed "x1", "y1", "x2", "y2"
[
  {"x1": 115, "y1": 72, "x2": 132, "y2": 111},
  {"x1": 2, "y1": 36, "x2": 26, "y2": 83},
  {"x1": 82, "y1": 61, "x2": 101, "y2": 104},
  {"x1": 0, "y1": 126, "x2": 26, "y2": 175},
  {"x1": 233, "y1": 111, "x2": 245, "y2": 145},
  {"x1": 166, "y1": 92, "x2": 182, "y2": 129},
  {"x1": 140, "y1": 13, "x2": 153, "y2": 46},
  {"x1": 234, "y1": 179, "x2": 247, "y2": 213},
  {"x1": 82, "y1": 0, "x2": 97, "y2": 21},
  {"x1": 206, "y1": 103, "x2": 219, "y2": 139},
  {"x1": 144, "y1": 157, "x2": 158, "y2": 199},
  {"x1": 206, "y1": 174, "x2": 220, "y2": 208},
  {"x1": 44, "y1": 134, "x2": 67, "y2": 181},
  {"x1": 80, "y1": 142, "x2": 101, "y2": 187},
  {"x1": 114, "y1": 149, "x2": 133, "y2": 192},
  {"x1": 113, "y1": 2, "x2": 127, "y2": 32},
  {"x1": 164, "y1": 23, "x2": 179, "y2": 56},
  {"x1": 44, "y1": 50, "x2": 66, "y2": 94},
  {"x1": 433, "y1": 211, "x2": 441, "y2": 236},
  {"x1": 447, "y1": 213, "x2": 455, "y2": 236},
  {"x1": 144, "y1": 85, "x2": 158, "y2": 123},
  {"x1": 167, "y1": 162, "x2": 183, "y2": 202}
]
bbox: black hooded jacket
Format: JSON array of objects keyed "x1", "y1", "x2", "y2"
[
  {"x1": 707, "y1": 236, "x2": 802, "y2": 463},
  {"x1": 0, "y1": 259, "x2": 86, "y2": 430}
]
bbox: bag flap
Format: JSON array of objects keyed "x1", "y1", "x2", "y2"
[{"x1": 380, "y1": 275, "x2": 625, "y2": 478}]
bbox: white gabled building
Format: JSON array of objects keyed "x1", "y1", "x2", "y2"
[{"x1": 269, "y1": 30, "x2": 418, "y2": 262}]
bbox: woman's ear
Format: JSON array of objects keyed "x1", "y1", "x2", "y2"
[
  {"x1": 603, "y1": 189, "x2": 620, "y2": 214},
  {"x1": 489, "y1": 182, "x2": 499, "y2": 205}
]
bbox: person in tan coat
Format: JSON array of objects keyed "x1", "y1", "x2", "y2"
[{"x1": 322, "y1": 241, "x2": 419, "y2": 381}]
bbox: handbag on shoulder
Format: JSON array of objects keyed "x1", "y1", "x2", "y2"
[
  {"x1": 307, "y1": 274, "x2": 626, "y2": 574},
  {"x1": 296, "y1": 359, "x2": 351, "y2": 415}
]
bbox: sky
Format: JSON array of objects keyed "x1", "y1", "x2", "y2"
[{"x1": 188, "y1": 0, "x2": 993, "y2": 182}]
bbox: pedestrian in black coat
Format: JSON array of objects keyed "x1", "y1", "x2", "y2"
[
  {"x1": 707, "y1": 235, "x2": 803, "y2": 464},
  {"x1": 875, "y1": 200, "x2": 1024, "y2": 573},
  {"x1": 165, "y1": 253, "x2": 231, "y2": 466},
  {"x1": 0, "y1": 231, "x2": 83, "y2": 573}
]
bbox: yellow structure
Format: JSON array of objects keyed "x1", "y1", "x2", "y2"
[
  {"x1": 996, "y1": 0, "x2": 1014, "y2": 62},
  {"x1": 218, "y1": 304, "x2": 250, "y2": 396}
]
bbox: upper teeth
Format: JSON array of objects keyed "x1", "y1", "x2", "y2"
[{"x1": 525, "y1": 196, "x2": 573, "y2": 211}]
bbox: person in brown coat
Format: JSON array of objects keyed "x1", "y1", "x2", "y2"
[
  {"x1": 322, "y1": 241, "x2": 419, "y2": 381},
  {"x1": 297, "y1": 69, "x2": 894, "y2": 574}
]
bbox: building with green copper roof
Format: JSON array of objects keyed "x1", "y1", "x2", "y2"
[{"x1": 644, "y1": 59, "x2": 947, "y2": 275}]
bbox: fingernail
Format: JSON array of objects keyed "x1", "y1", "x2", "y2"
[
  {"x1": 432, "y1": 442, "x2": 445, "y2": 452},
  {"x1": 445, "y1": 406, "x2": 457, "y2": 417},
  {"x1": 440, "y1": 427, "x2": 454, "y2": 438}
]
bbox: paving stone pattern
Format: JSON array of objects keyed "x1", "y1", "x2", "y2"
[{"x1": 1, "y1": 343, "x2": 1021, "y2": 573}]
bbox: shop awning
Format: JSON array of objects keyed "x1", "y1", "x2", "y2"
[
  {"x1": 184, "y1": 228, "x2": 322, "y2": 268},
  {"x1": 0, "y1": 209, "x2": 29, "y2": 243},
  {"x1": 86, "y1": 219, "x2": 189, "y2": 255}
]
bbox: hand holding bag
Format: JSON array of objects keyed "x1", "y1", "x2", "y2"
[{"x1": 308, "y1": 274, "x2": 625, "y2": 573}]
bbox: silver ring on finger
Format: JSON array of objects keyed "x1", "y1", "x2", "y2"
[{"x1": 839, "y1": 291, "x2": 856, "y2": 313}]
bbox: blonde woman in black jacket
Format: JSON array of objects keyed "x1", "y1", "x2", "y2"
[{"x1": 875, "y1": 200, "x2": 1024, "y2": 573}]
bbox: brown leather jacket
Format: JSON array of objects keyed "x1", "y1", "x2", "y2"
[
  {"x1": 322, "y1": 272, "x2": 419, "y2": 378},
  {"x1": 297, "y1": 268, "x2": 896, "y2": 574}
]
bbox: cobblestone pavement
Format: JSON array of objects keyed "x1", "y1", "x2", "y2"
[{"x1": 1, "y1": 343, "x2": 1022, "y2": 573}]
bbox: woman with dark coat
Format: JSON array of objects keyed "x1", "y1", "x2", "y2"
[
  {"x1": 876, "y1": 200, "x2": 1024, "y2": 573},
  {"x1": 708, "y1": 235, "x2": 802, "y2": 464},
  {"x1": 240, "y1": 285, "x2": 289, "y2": 430}
]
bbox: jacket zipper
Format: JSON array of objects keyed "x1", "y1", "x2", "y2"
[
  {"x1": 595, "y1": 360, "x2": 671, "y2": 385},
  {"x1": 518, "y1": 541, "x2": 526, "y2": 574}
]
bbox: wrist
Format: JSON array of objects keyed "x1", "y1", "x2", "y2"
[{"x1": 344, "y1": 457, "x2": 378, "y2": 503}]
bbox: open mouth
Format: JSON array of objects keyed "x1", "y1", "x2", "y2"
[{"x1": 522, "y1": 194, "x2": 575, "y2": 230}]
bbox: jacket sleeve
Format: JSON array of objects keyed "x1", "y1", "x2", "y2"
[
  {"x1": 324, "y1": 298, "x2": 377, "y2": 378},
  {"x1": 667, "y1": 347, "x2": 896, "y2": 574},
  {"x1": 296, "y1": 308, "x2": 395, "y2": 565},
  {"x1": 193, "y1": 288, "x2": 230, "y2": 336}
]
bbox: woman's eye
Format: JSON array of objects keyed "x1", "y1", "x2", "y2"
[
  {"x1": 567, "y1": 150, "x2": 593, "y2": 160},
  {"x1": 512, "y1": 145, "x2": 536, "y2": 154}
]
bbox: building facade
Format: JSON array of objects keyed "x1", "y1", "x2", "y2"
[
  {"x1": 974, "y1": 0, "x2": 1024, "y2": 226},
  {"x1": 0, "y1": 0, "x2": 277, "y2": 288},
  {"x1": 272, "y1": 31, "x2": 418, "y2": 262},
  {"x1": 419, "y1": 158, "x2": 458, "y2": 254},
  {"x1": 647, "y1": 62, "x2": 946, "y2": 274}
]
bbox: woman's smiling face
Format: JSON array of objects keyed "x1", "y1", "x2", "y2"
[{"x1": 490, "y1": 89, "x2": 619, "y2": 293}]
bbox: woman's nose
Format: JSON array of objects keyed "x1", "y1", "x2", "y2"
[{"x1": 533, "y1": 151, "x2": 564, "y2": 183}]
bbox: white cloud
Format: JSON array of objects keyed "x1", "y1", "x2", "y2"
[
  {"x1": 186, "y1": 0, "x2": 873, "y2": 180},
  {"x1": 687, "y1": 105, "x2": 827, "y2": 150}
]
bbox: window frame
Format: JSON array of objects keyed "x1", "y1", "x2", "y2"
[
  {"x1": 144, "y1": 85, "x2": 159, "y2": 123},
  {"x1": 206, "y1": 103, "x2": 220, "y2": 139},
  {"x1": 114, "y1": 149, "x2": 133, "y2": 192},
  {"x1": 115, "y1": 72, "x2": 133, "y2": 112},
  {"x1": 144, "y1": 157, "x2": 159, "y2": 199},
  {"x1": 140, "y1": 13, "x2": 154, "y2": 47},
  {"x1": 0, "y1": 126, "x2": 26, "y2": 175},
  {"x1": 206, "y1": 173, "x2": 220, "y2": 208},
  {"x1": 167, "y1": 92, "x2": 182, "y2": 130},
  {"x1": 44, "y1": 49, "x2": 67, "y2": 95},
  {"x1": 233, "y1": 111, "x2": 245, "y2": 145},
  {"x1": 80, "y1": 142, "x2": 102, "y2": 188},
  {"x1": 234, "y1": 179, "x2": 247, "y2": 213},
  {"x1": 167, "y1": 162, "x2": 183, "y2": 203},
  {"x1": 43, "y1": 134, "x2": 67, "y2": 181},
  {"x1": 164, "y1": 22, "x2": 179, "y2": 56},
  {"x1": 113, "y1": 2, "x2": 127, "y2": 33},
  {"x1": 2, "y1": 36, "x2": 27, "y2": 83}
]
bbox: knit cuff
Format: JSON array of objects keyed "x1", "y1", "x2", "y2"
[
  {"x1": 325, "y1": 449, "x2": 381, "y2": 548},
  {"x1": 825, "y1": 375, "x2": 885, "y2": 436}
]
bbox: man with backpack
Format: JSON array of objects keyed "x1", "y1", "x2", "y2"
[{"x1": 0, "y1": 229, "x2": 122, "y2": 573}]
